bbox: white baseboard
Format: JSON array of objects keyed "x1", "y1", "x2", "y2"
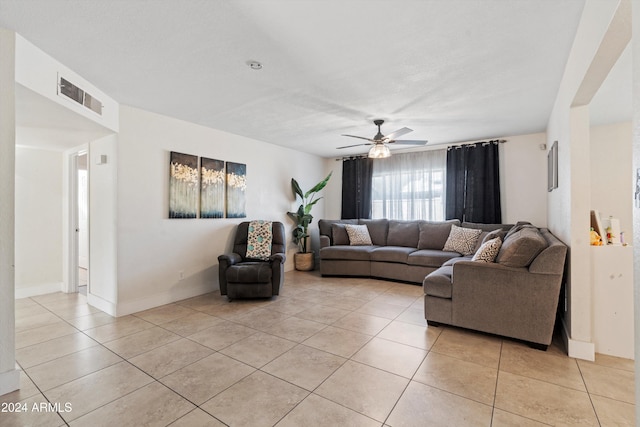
[
  {"x1": 87, "y1": 293, "x2": 117, "y2": 317},
  {"x1": 114, "y1": 282, "x2": 216, "y2": 317},
  {"x1": 0, "y1": 368, "x2": 20, "y2": 397},
  {"x1": 15, "y1": 282, "x2": 63, "y2": 299},
  {"x1": 561, "y1": 319, "x2": 595, "y2": 361}
]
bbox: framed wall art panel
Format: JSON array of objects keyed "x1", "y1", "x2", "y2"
[
  {"x1": 226, "y1": 162, "x2": 246, "y2": 218},
  {"x1": 169, "y1": 151, "x2": 199, "y2": 218},
  {"x1": 200, "y1": 157, "x2": 225, "y2": 218}
]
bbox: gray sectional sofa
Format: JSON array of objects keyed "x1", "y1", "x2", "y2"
[
  {"x1": 319, "y1": 219, "x2": 464, "y2": 283},
  {"x1": 318, "y1": 219, "x2": 567, "y2": 349}
]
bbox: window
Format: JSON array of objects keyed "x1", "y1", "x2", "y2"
[{"x1": 371, "y1": 150, "x2": 446, "y2": 221}]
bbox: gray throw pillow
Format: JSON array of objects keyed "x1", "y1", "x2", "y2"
[
  {"x1": 331, "y1": 224, "x2": 350, "y2": 246},
  {"x1": 496, "y1": 227, "x2": 547, "y2": 268},
  {"x1": 504, "y1": 221, "x2": 535, "y2": 241},
  {"x1": 483, "y1": 228, "x2": 508, "y2": 245}
]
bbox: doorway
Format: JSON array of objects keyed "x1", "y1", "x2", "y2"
[
  {"x1": 77, "y1": 152, "x2": 88, "y2": 295},
  {"x1": 69, "y1": 150, "x2": 89, "y2": 295}
]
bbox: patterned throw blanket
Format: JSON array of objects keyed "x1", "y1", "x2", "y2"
[{"x1": 246, "y1": 220, "x2": 273, "y2": 261}]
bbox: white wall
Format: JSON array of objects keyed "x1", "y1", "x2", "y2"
[
  {"x1": 546, "y1": 0, "x2": 621, "y2": 360},
  {"x1": 324, "y1": 158, "x2": 343, "y2": 220},
  {"x1": 14, "y1": 146, "x2": 63, "y2": 298},
  {"x1": 590, "y1": 121, "x2": 633, "y2": 236},
  {"x1": 0, "y1": 27, "x2": 19, "y2": 397},
  {"x1": 500, "y1": 133, "x2": 548, "y2": 226},
  {"x1": 324, "y1": 132, "x2": 548, "y2": 227},
  {"x1": 632, "y1": 0, "x2": 640, "y2": 417},
  {"x1": 114, "y1": 105, "x2": 329, "y2": 315},
  {"x1": 88, "y1": 134, "x2": 118, "y2": 314}
]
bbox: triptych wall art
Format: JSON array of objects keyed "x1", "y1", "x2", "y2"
[{"x1": 169, "y1": 151, "x2": 246, "y2": 219}]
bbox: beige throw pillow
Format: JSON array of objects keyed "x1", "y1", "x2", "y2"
[
  {"x1": 443, "y1": 224, "x2": 483, "y2": 256},
  {"x1": 472, "y1": 237, "x2": 503, "y2": 262},
  {"x1": 345, "y1": 224, "x2": 373, "y2": 246}
]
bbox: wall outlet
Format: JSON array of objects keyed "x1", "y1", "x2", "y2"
[{"x1": 179, "y1": 270, "x2": 184, "y2": 281}]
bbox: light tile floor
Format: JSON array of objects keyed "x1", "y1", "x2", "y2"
[{"x1": 3, "y1": 271, "x2": 635, "y2": 426}]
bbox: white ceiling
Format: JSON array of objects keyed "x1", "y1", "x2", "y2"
[{"x1": 3, "y1": 0, "x2": 627, "y2": 158}]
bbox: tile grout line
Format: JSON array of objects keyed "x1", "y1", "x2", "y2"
[
  {"x1": 489, "y1": 339, "x2": 504, "y2": 426},
  {"x1": 575, "y1": 358, "x2": 603, "y2": 426}
]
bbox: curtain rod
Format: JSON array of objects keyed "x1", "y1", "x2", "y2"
[
  {"x1": 446, "y1": 139, "x2": 506, "y2": 150},
  {"x1": 336, "y1": 155, "x2": 368, "y2": 161}
]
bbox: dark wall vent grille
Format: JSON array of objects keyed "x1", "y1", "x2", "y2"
[{"x1": 58, "y1": 76, "x2": 103, "y2": 116}]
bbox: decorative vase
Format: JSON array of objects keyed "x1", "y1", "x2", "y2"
[{"x1": 294, "y1": 252, "x2": 314, "y2": 271}]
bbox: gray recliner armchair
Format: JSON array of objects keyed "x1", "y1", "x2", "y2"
[{"x1": 218, "y1": 221, "x2": 286, "y2": 300}]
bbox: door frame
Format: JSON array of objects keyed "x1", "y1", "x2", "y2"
[{"x1": 63, "y1": 145, "x2": 88, "y2": 294}]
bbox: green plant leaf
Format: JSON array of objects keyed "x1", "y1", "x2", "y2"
[
  {"x1": 304, "y1": 198, "x2": 322, "y2": 215},
  {"x1": 304, "y1": 172, "x2": 332, "y2": 198},
  {"x1": 288, "y1": 172, "x2": 331, "y2": 253},
  {"x1": 291, "y1": 178, "x2": 303, "y2": 199}
]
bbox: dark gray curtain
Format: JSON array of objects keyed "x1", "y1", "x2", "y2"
[
  {"x1": 445, "y1": 142, "x2": 502, "y2": 223},
  {"x1": 445, "y1": 147, "x2": 467, "y2": 222},
  {"x1": 341, "y1": 157, "x2": 374, "y2": 219}
]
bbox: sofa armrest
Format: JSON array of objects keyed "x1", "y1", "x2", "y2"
[
  {"x1": 218, "y1": 252, "x2": 242, "y2": 265},
  {"x1": 270, "y1": 253, "x2": 286, "y2": 264},
  {"x1": 271, "y1": 252, "x2": 286, "y2": 295},
  {"x1": 451, "y1": 261, "x2": 562, "y2": 345},
  {"x1": 217, "y1": 253, "x2": 243, "y2": 295},
  {"x1": 320, "y1": 235, "x2": 331, "y2": 248}
]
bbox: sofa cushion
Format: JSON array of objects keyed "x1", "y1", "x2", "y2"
[
  {"x1": 483, "y1": 228, "x2": 508, "y2": 244},
  {"x1": 331, "y1": 224, "x2": 350, "y2": 245},
  {"x1": 320, "y1": 245, "x2": 375, "y2": 261},
  {"x1": 423, "y1": 266, "x2": 453, "y2": 298},
  {"x1": 442, "y1": 256, "x2": 472, "y2": 266},
  {"x1": 370, "y1": 246, "x2": 417, "y2": 263},
  {"x1": 359, "y1": 219, "x2": 388, "y2": 246},
  {"x1": 417, "y1": 220, "x2": 459, "y2": 250},
  {"x1": 462, "y1": 222, "x2": 513, "y2": 232},
  {"x1": 345, "y1": 224, "x2": 373, "y2": 245},
  {"x1": 443, "y1": 224, "x2": 482, "y2": 256},
  {"x1": 387, "y1": 220, "x2": 420, "y2": 247},
  {"x1": 504, "y1": 221, "x2": 535, "y2": 240},
  {"x1": 472, "y1": 237, "x2": 503, "y2": 262},
  {"x1": 407, "y1": 249, "x2": 461, "y2": 267},
  {"x1": 496, "y1": 227, "x2": 547, "y2": 268},
  {"x1": 473, "y1": 231, "x2": 489, "y2": 252}
]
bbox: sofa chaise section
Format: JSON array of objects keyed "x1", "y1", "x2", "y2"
[{"x1": 423, "y1": 227, "x2": 567, "y2": 349}]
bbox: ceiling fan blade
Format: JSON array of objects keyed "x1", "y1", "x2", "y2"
[
  {"x1": 341, "y1": 134, "x2": 375, "y2": 142},
  {"x1": 383, "y1": 127, "x2": 412, "y2": 141},
  {"x1": 388, "y1": 139, "x2": 429, "y2": 145},
  {"x1": 336, "y1": 142, "x2": 373, "y2": 149}
]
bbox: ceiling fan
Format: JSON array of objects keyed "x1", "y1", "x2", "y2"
[{"x1": 337, "y1": 119, "x2": 428, "y2": 158}]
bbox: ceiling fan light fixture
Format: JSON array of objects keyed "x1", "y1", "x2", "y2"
[{"x1": 368, "y1": 144, "x2": 390, "y2": 159}]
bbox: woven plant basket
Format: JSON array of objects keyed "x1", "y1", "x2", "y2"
[{"x1": 294, "y1": 252, "x2": 314, "y2": 271}]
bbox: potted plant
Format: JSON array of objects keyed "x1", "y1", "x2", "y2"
[{"x1": 287, "y1": 172, "x2": 332, "y2": 270}]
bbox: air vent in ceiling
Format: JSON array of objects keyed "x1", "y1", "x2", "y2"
[{"x1": 58, "y1": 76, "x2": 103, "y2": 116}]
